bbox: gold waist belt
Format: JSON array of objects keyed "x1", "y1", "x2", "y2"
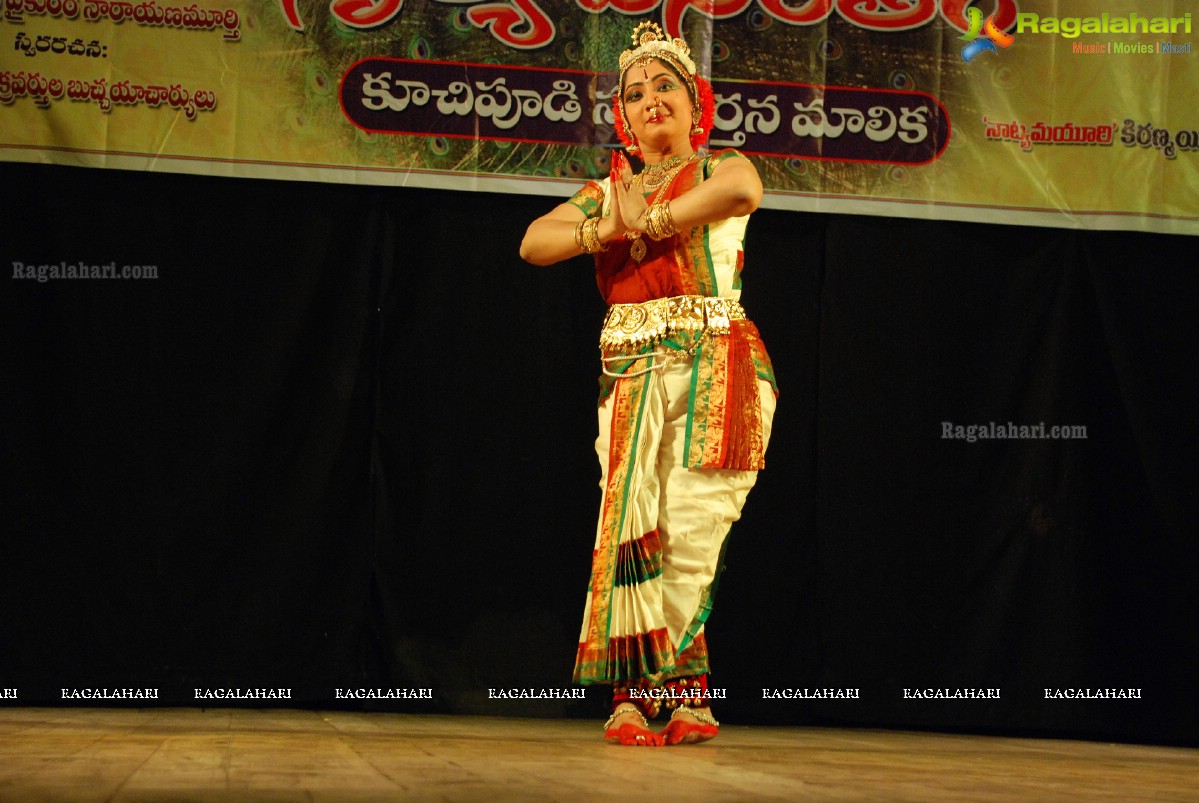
[{"x1": 599, "y1": 295, "x2": 746, "y2": 351}]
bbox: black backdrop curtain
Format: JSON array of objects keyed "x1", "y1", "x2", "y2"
[{"x1": 1, "y1": 161, "x2": 1195, "y2": 746}]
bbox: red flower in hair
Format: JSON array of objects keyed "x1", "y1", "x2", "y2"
[
  {"x1": 610, "y1": 90, "x2": 635, "y2": 150},
  {"x1": 691, "y1": 74, "x2": 715, "y2": 149}
]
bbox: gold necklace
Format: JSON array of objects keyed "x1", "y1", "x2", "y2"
[
  {"x1": 636, "y1": 154, "x2": 692, "y2": 192},
  {"x1": 627, "y1": 154, "x2": 697, "y2": 262}
]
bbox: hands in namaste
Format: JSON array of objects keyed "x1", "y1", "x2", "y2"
[{"x1": 609, "y1": 151, "x2": 649, "y2": 237}]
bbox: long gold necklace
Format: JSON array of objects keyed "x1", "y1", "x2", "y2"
[{"x1": 628, "y1": 153, "x2": 696, "y2": 262}]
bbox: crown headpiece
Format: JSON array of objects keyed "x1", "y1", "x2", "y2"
[{"x1": 618, "y1": 21, "x2": 697, "y2": 78}]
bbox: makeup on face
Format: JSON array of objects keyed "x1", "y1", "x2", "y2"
[{"x1": 622, "y1": 65, "x2": 685, "y2": 109}]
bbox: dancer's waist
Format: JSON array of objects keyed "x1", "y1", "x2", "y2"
[{"x1": 599, "y1": 295, "x2": 746, "y2": 352}]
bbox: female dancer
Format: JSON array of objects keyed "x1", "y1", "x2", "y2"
[{"x1": 520, "y1": 21, "x2": 777, "y2": 746}]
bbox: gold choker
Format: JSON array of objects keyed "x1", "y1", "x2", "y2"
[{"x1": 636, "y1": 154, "x2": 695, "y2": 192}]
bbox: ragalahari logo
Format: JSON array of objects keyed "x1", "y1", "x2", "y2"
[{"x1": 961, "y1": 1, "x2": 1018, "y2": 62}]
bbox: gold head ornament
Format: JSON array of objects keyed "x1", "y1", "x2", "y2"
[{"x1": 618, "y1": 21, "x2": 697, "y2": 78}]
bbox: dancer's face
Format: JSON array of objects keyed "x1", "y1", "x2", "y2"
[{"x1": 621, "y1": 59, "x2": 694, "y2": 152}]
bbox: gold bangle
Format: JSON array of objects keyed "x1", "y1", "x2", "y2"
[
  {"x1": 644, "y1": 202, "x2": 679, "y2": 241},
  {"x1": 643, "y1": 205, "x2": 659, "y2": 240},
  {"x1": 579, "y1": 216, "x2": 607, "y2": 254},
  {"x1": 574, "y1": 219, "x2": 587, "y2": 252},
  {"x1": 586, "y1": 217, "x2": 603, "y2": 252},
  {"x1": 659, "y1": 201, "x2": 679, "y2": 238}
]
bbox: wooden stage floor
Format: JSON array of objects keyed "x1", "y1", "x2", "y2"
[{"x1": 0, "y1": 708, "x2": 1194, "y2": 801}]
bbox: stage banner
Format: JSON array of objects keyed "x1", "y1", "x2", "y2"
[{"x1": 1, "y1": 1, "x2": 1196, "y2": 234}]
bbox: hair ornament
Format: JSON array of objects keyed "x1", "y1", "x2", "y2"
[{"x1": 619, "y1": 21, "x2": 697, "y2": 77}]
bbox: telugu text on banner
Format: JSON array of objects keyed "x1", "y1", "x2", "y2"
[{"x1": 1, "y1": 1, "x2": 1196, "y2": 234}]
